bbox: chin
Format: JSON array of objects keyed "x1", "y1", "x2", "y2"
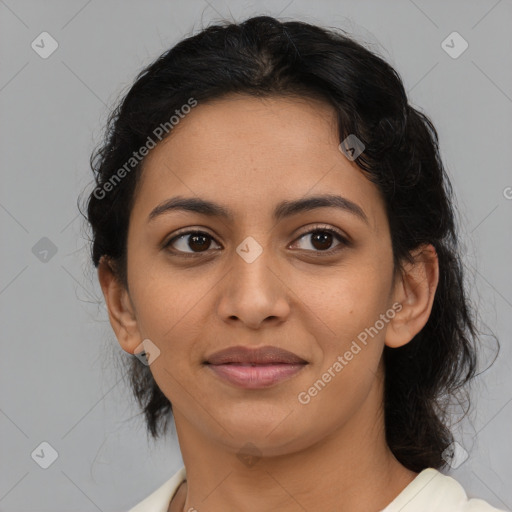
[{"x1": 215, "y1": 414, "x2": 315, "y2": 456}]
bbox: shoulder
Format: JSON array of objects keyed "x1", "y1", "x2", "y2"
[
  {"x1": 126, "y1": 466, "x2": 187, "y2": 512},
  {"x1": 382, "y1": 468, "x2": 508, "y2": 512}
]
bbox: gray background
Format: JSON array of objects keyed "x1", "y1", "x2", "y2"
[{"x1": 1, "y1": 0, "x2": 511, "y2": 510}]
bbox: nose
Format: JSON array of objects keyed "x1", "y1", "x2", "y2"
[{"x1": 216, "y1": 241, "x2": 291, "y2": 330}]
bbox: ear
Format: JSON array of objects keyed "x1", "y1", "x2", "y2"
[
  {"x1": 97, "y1": 256, "x2": 142, "y2": 354},
  {"x1": 385, "y1": 244, "x2": 439, "y2": 348}
]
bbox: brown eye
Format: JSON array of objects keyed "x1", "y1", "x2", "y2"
[
  {"x1": 310, "y1": 231, "x2": 334, "y2": 251},
  {"x1": 164, "y1": 226, "x2": 348, "y2": 258},
  {"x1": 292, "y1": 228, "x2": 348, "y2": 254},
  {"x1": 165, "y1": 231, "x2": 221, "y2": 254}
]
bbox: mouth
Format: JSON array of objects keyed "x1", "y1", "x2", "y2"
[
  {"x1": 204, "y1": 345, "x2": 308, "y2": 365},
  {"x1": 203, "y1": 345, "x2": 308, "y2": 389}
]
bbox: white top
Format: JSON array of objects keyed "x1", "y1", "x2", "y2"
[{"x1": 127, "y1": 466, "x2": 508, "y2": 512}]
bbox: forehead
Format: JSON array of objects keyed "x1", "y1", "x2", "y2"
[{"x1": 132, "y1": 94, "x2": 386, "y2": 232}]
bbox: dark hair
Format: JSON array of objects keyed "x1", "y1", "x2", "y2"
[{"x1": 82, "y1": 15, "x2": 497, "y2": 473}]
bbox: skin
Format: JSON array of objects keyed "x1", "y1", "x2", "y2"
[{"x1": 98, "y1": 94, "x2": 439, "y2": 512}]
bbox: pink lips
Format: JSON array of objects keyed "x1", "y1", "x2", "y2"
[{"x1": 204, "y1": 345, "x2": 308, "y2": 389}]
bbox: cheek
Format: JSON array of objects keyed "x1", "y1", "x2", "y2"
[
  {"x1": 128, "y1": 264, "x2": 221, "y2": 401},
  {"x1": 293, "y1": 266, "x2": 391, "y2": 417},
  {"x1": 300, "y1": 260, "x2": 393, "y2": 346},
  {"x1": 128, "y1": 248, "x2": 207, "y2": 338}
]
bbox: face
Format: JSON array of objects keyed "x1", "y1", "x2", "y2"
[{"x1": 113, "y1": 94, "x2": 404, "y2": 456}]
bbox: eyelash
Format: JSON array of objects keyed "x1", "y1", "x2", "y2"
[{"x1": 163, "y1": 225, "x2": 349, "y2": 258}]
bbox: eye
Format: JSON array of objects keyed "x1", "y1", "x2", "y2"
[
  {"x1": 290, "y1": 226, "x2": 348, "y2": 255},
  {"x1": 164, "y1": 230, "x2": 221, "y2": 255},
  {"x1": 163, "y1": 225, "x2": 349, "y2": 257}
]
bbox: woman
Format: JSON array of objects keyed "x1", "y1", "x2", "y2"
[{"x1": 84, "y1": 15, "x2": 507, "y2": 512}]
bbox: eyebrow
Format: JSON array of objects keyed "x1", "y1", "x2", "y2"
[{"x1": 148, "y1": 194, "x2": 369, "y2": 225}]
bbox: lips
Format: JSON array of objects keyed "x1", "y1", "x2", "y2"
[
  {"x1": 204, "y1": 345, "x2": 308, "y2": 365},
  {"x1": 204, "y1": 346, "x2": 308, "y2": 389}
]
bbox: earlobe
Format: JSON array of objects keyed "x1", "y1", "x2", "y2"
[
  {"x1": 97, "y1": 256, "x2": 142, "y2": 354},
  {"x1": 385, "y1": 244, "x2": 439, "y2": 349}
]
